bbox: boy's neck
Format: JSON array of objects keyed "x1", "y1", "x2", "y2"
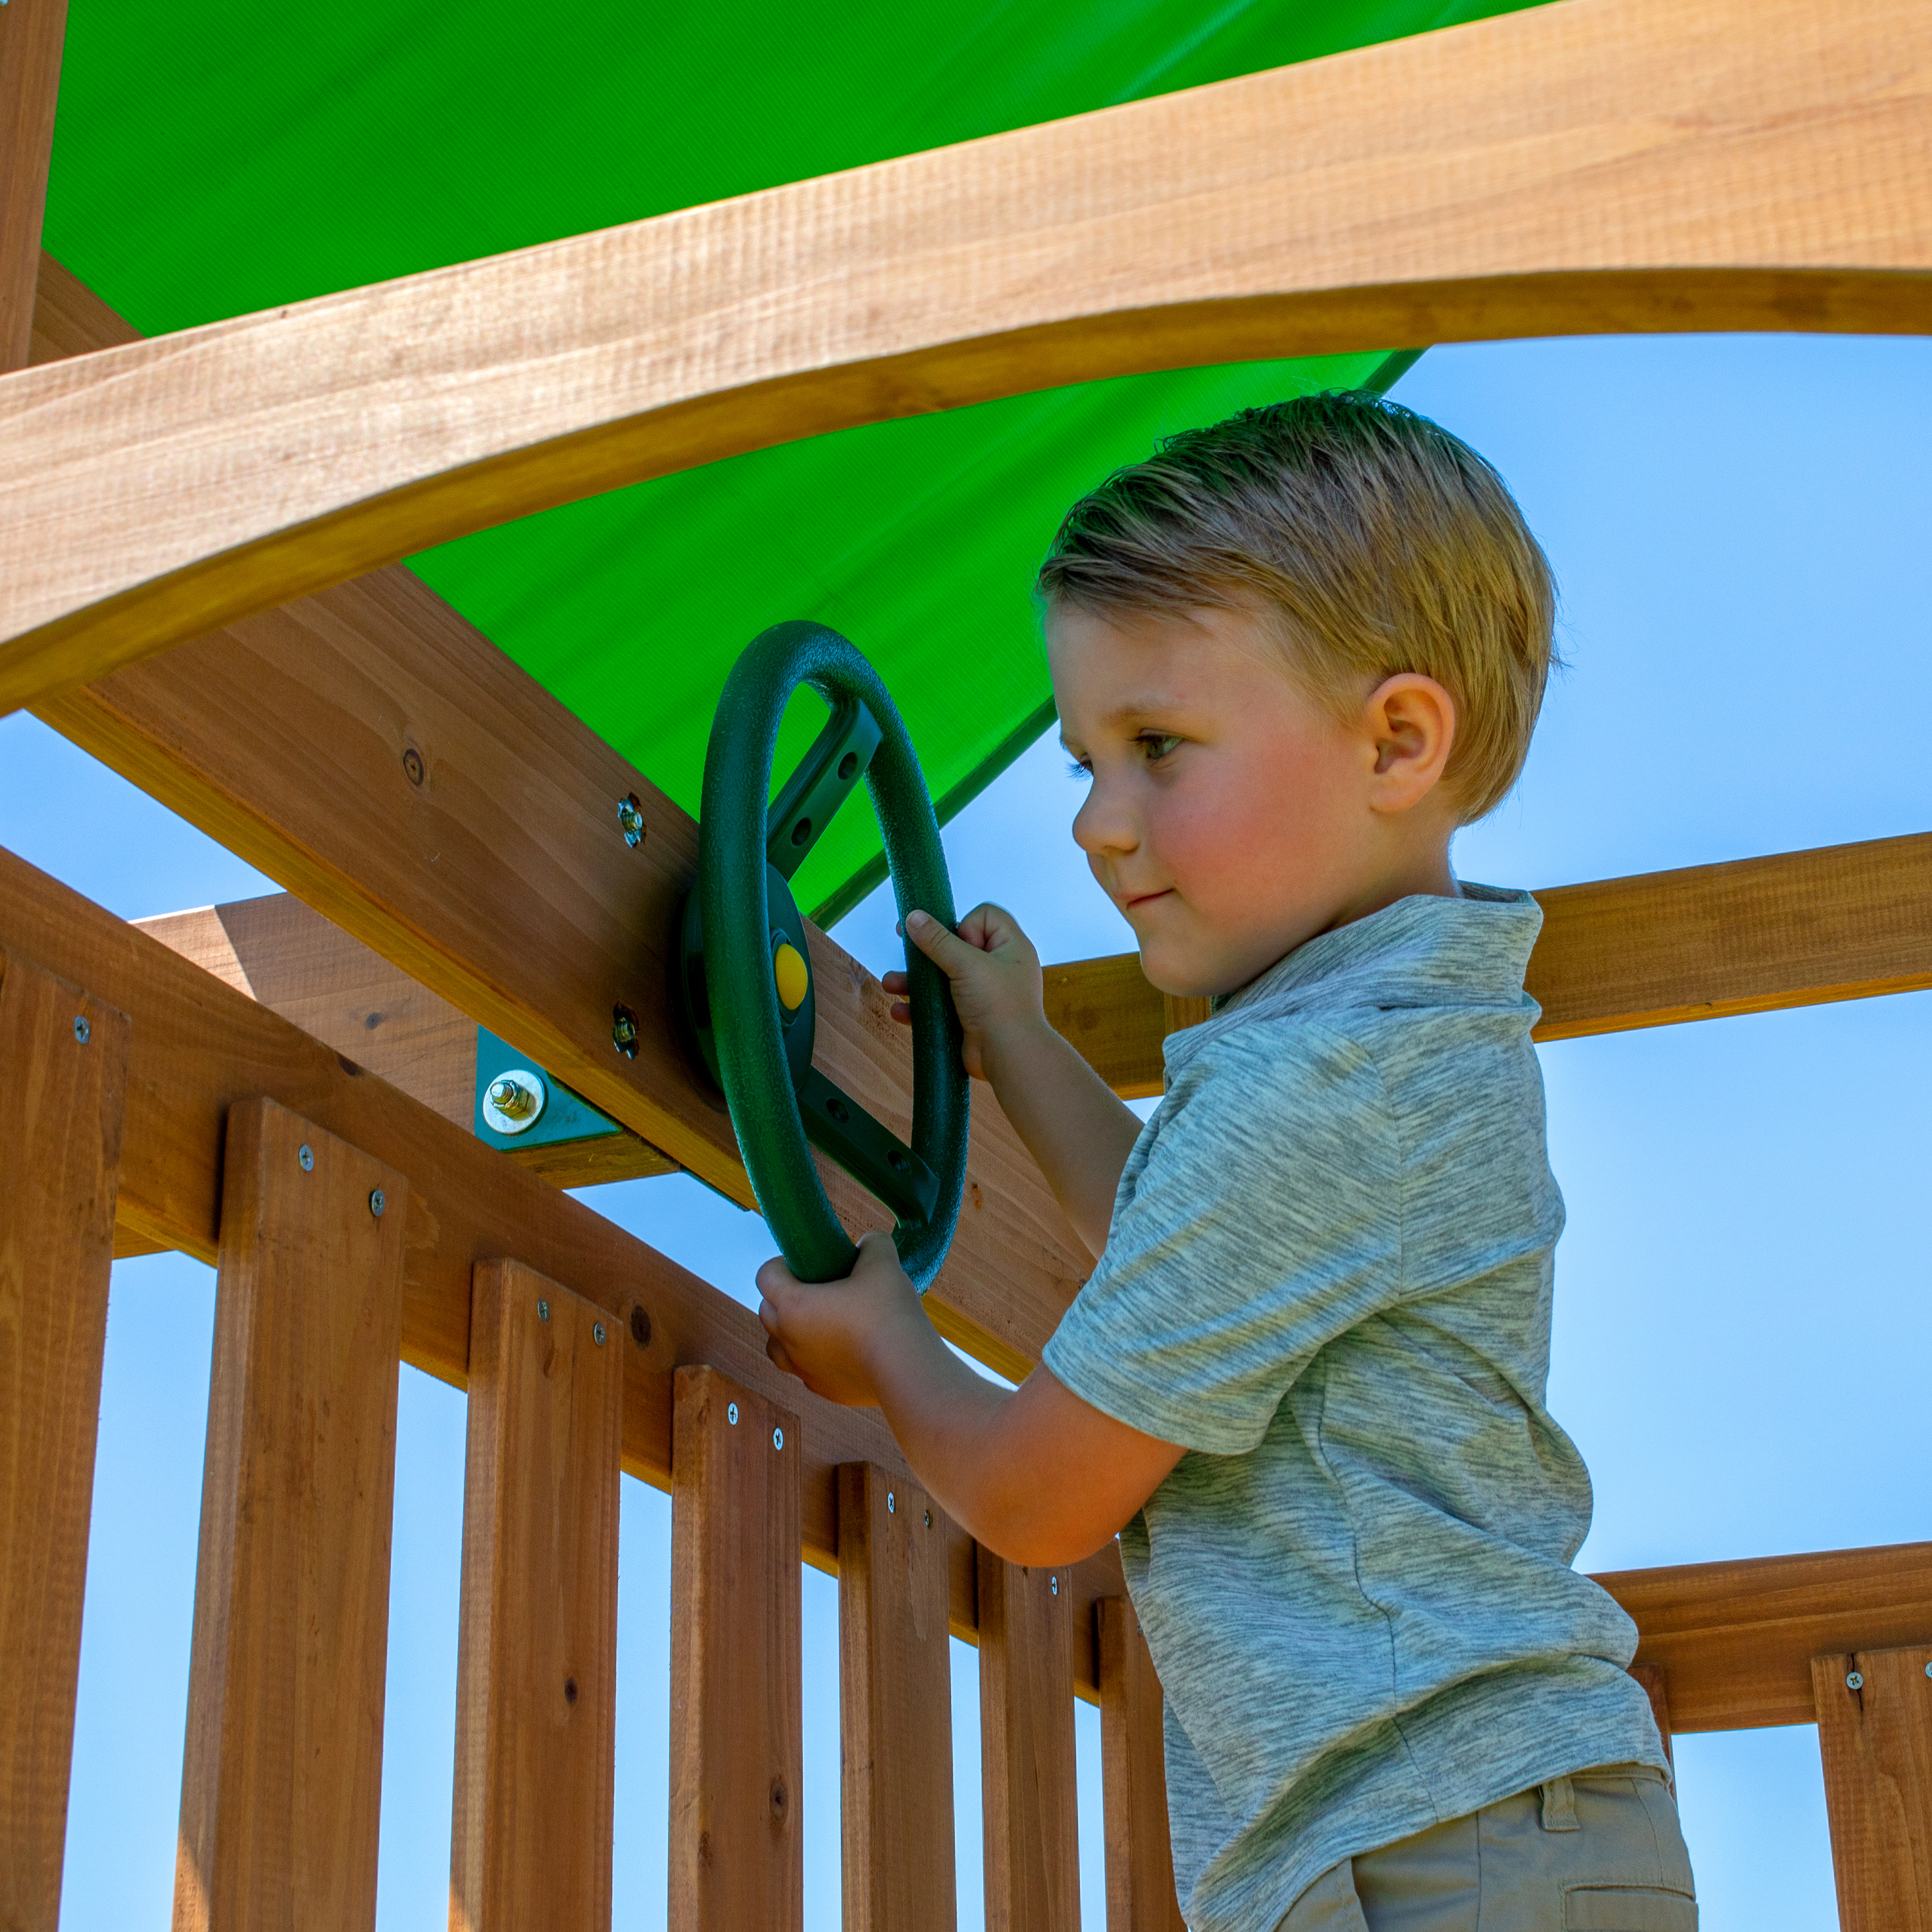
[{"x1": 1315, "y1": 838, "x2": 1460, "y2": 943}]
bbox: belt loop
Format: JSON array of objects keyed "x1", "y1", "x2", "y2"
[{"x1": 1539, "y1": 1775, "x2": 1578, "y2": 1832}]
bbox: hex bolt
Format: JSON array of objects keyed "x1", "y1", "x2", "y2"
[
  {"x1": 727, "y1": 1401, "x2": 739, "y2": 1426},
  {"x1": 617, "y1": 795, "x2": 647, "y2": 848},
  {"x1": 73, "y1": 1015, "x2": 90, "y2": 1043},
  {"x1": 612, "y1": 1004, "x2": 639, "y2": 1058},
  {"x1": 1847, "y1": 1670, "x2": 1865, "y2": 1691},
  {"x1": 538, "y1": 1298, "x2": 551, "y2": 1322},
  {"x1": 772, "y1": 1426, "x2": 784, "y2": 1451},
  {"x1": 592, "y1": 1321, "x2": 607, "y2": 1347},
  {"x1": 487, "y1": 1076, "x2": 539, "y2": 1121},
  {"x1": 1050, "y1": 1575, "x2": 1059, "y2": 1596},
  {"x1": 298, "y1": 1144, "x2": 315, "y2": 1172},
  {"x1": 887, "y1": 1492, "x2": 896, "y2": 1513},
  {"x1": 369, "y1": 1188, "x2": 386, "y2": 1218}
]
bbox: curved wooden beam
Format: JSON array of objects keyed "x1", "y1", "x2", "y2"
[{"x1": 2, "y1": 0, "x2": 1927, "y2": 712}]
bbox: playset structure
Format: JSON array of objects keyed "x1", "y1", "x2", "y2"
[{"x1": 1, "y1": 0, "x2": 1929, "y2": 1926}]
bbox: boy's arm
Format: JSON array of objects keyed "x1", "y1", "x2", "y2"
[
  {"x1": 889, "y1": 904, "x2": 1144, "y2": 1258},
  {"x1": 759, "y1": 1231, "x2": 1184, "y2": 1564}
]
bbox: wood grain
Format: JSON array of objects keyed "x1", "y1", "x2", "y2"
[
  {"x1": 978, "y1": 1550, "x2": 1081, "y2": 1932},
  {"x1": 0, "y1": 0, "x2": 66, "y2": 372},
  {"x1": 1601, "y1": 1540, "x2": 1932, "y2": 1733},
  {"x1": 670, "y1": 1367, "x2": 802, "y2": 1932},
  {"x1": 0, "y1": 841, "x2": 1125, "y2": 1692},
  {"x1": 174, "y1": 1099, "x2": 407, "y2": 1932},
  {"x1": 1098, "y1": 1599, "x2": 1186, "y2": 1932},
  {"x1": 1812, "y1": 1645, "x2": 1932, "y2": 1932},
  {"x1": 837, "y1": 1463, "x2": 956, "y2": 1932},
  {"x1": 451, "y1": 1262, "x2": 621, "y2": 1932},
  {"x1": 0, "y1": 950, "x2": 126, "y2": 1932},
  {"x1": 5, "y1": 0, "x2": 1929, "y2": 708}
]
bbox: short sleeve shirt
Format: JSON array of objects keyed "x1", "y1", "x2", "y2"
[{"x1": 1041, "y1": 887, "x2": 1664, "y2": 1932}]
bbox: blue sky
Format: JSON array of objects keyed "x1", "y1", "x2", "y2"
[{"x1": 9, "y1": 329, "x2": 1927, "y2": 1931}]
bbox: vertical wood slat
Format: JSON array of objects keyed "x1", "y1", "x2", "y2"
[
  {"x1": 1629, "y1": 1661, "x2": 1674, "y2": 1767},
  {"x1": 451, "y1": 1261, "x2": 621, "y2": 1932},
  {"x1": 0, "y1": 952, "x2": 127, "y2": 1932},
  {"x1": 838, "y1": 1463, "x2": 956, "y2": 1932},
  {"x1": 174, "y1": 1097, "x2": 408, "y2": 1932},
  {"x1": 670, "y1": 1365, "x2": 802, "y2": 1932},
  {"x1": 1097, "y1": 1598, "x2": 1185, "y2": 1932},
  {"x1": 979, "y1": 1548, "x2": 1081, "y2": 1932},
  {"x1": 0, "y1": 0, "x2": 68, "y2": 370},
  {"x1": 1812, "y1": 1645, "x2": 1932, "y2": 1932}
]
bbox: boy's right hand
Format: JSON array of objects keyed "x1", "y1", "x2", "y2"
[{"x1": 884, "y1": 902, "x2": 1045, "y2": 1082}]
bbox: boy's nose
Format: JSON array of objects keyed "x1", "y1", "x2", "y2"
[{"x1": 1072, "y1": 781, "x2": 1136, "y2": 857}]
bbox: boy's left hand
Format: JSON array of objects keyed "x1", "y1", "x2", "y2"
[{"x1": 757, "y1": 1229, "x2": 925, "y2": 1408}]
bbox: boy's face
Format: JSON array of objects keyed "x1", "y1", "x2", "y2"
[{"x1": 1048, "y1": 600, "x2": 1456, "y2": 998}]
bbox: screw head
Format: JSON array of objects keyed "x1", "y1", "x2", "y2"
[
  {"x1": 1847, "y1": 1670, "x2": 1865, "y2": 1691},
  {"x1": 368, "y1": 1188, "x2": 385, "y2": 1218},
  {"x1": 612, "y1": 1004, "x2": 639, "y2": 1058},
  {"x1": 1924, "y1": 1661, "x2": 1931, "y2": 1680},
  {"x1": 772, "y1": 1426, "x2": 784, "y2": 1451},
  {"x1": 923, "y1": 1509, "x2": 932, "y2": 1529},
  {"x1": 73, "y1": 1014, "x2": 91, "y2": 1043},
  {"x1": 298, "y1": 1144, "x2": 315, "y2": 1172},
  {"x1": 617, "y1": 795, "x2": 647, "y2": 848},
  {"x1": 538, "y1": 1298, "x2": 551, "y2": 1322},
  {"x1": 592, "y1": 1321, "x2": 607, "y2": 1347},
  {"x1": 727, "y1": 1401, "x2": 739, "y2": 1426},
  {"x1": 887, "y1": 1491, "x2": 895, "y2": 1513},
  {"x1": 1050, "y1": 1575, "x2": 1059, "y2": 1596}
]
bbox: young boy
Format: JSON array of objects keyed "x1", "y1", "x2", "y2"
[{"x1": 757, "y1": 393, "x2": 1695, "y2": 1931}]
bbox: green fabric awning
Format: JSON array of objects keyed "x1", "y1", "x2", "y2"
[{"x1": 44, "y1": 0, "x2": 1539, "y2": 921}]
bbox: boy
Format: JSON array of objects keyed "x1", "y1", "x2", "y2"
[{"x1": 757, "y1": 393, "x2": 1695, "y2": 1931}]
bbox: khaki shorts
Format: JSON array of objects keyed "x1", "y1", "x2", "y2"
[{"x1": 1279, "y1": 1765, "x2": 1698, "y2": 1932}]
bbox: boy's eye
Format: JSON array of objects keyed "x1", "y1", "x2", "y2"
[
  {"x1": 1137, "y1": 732, "x2": 1182, "y2": 763},
  {"x1": 1065, "y1": 755, "x2": 1092, "y2": 782}
]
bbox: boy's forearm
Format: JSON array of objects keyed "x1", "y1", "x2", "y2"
[{"x1": 975, "y1": 1018, "x2": 1144, "y2": 1257}]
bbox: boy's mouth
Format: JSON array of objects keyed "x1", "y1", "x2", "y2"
[{"x1": 1122, "y1": 888, "x2": 1173, "y2": 911}]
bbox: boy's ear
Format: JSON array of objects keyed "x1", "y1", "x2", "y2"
[{"x1": 1363, "y1": 673, "x2": 1456, "y2": 813}]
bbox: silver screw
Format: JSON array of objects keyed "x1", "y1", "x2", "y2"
[
  {"x1": 538, "y1": 1298, "x2": 551, "y2": 1322},
  {"x1": 1050, "y1": 1575, "x2": 1059, "y2": 1596},
  {"x1": 592, "y1": 1321, "x2": 607, "y2": 1347},
  {"x1": 1924, "y1": 1661, "x2": 1931, "y2": 1680},
  {"x1": 923, "y1": 1509, "x2": 932, "y2": 1529},
  {"x1": 887, "y1": 1492, "x2": 896, "y2": 1513},
  {"x1": 369, "y1": 1188, "x2": 385, "y2": 1218},
  {"x1": 617, "y1": 796, "x2": 647, "y2": 848},
  {"x1": 727, "y1": 1402, "x2": 739, "y2": 1426},
  {"x1": 772, "y1": 1427, "x2": 784, "y2": 1451},
  {"x1": 298, "y1": 1144, "x2": 314, "y2": 1171},
  {"x1": 1847, "y1": 1670, "x2": 1864, "y2": 1691},
  {"x1": 73, "y1": 1015, "x2": 90, "y2": 1043}
]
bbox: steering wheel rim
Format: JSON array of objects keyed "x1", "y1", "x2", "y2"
[{"x1": 695, "y1": 620, "x2": 969, "y2": 1288}]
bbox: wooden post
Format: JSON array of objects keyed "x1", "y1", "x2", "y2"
[
  {"x1": 173, "y1": 1098, "x2": 408, "y2": 1932},
  {"x1": 450, "y1": 1260, "x2": 621, "y2": 1932},
  {"x1": 978, "y1": 1548, "x2": 1080, "y2": 1932},
  {"x1": 1629, "y1": 1662, "x2": 1674, "y2": 1767},
  {"x1": 1097, "y1": 1599, "x2": 1184, "y2": 1932},
  {"x1": 0, "y1": 952, "x2": 127, "y2": 1932},
  {"x1": 1812, "y1": 1645, "x2": 1932, "y2": 1932},
  {"x1": 0, "y1": 0, "x2": 67, "y2": 370},
  {"x1": 838, "y1": 1463, "x2": 956, "y2": 1932},
  {"x1": 670, "y1": 1365, "x2": 802, "y2": 1932}
]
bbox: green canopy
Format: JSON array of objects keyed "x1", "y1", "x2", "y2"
[{"x1": 44, "y1": 0, "x2": 1538, "y2": 922}]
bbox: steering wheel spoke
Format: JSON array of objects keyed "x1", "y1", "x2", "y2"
[
  {"x1": 766, "y1": 696, "x2": 882, "y2": 880},
  {"x1": 799, "y1": 1068, "x2": 940, "y2": 1227}
]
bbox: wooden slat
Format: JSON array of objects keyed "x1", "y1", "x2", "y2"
[
  {"x1": 838, "y1": 1463, "x2": 956, "y2": 1932},
  {"x1": 978, "y1": 1551, "x2": 1081, "y2": 1932},
  {"x1": 451, "y1": 1261, "x2": 621, "y2": 1932},
  {"x1": 1098, "y1": 1598, "x2": 1185, "y2": 1932},
  {"x1": 0, "y1": 0, "x2": 66, "y2": 372},
  {"x1": 0, "y1": 841, "x2": 1126, "y2": 1692},
  {"x1": 1601, "y1": 1540, "x2": 1932, "y2": 1733},
  {"x1": 0, "y1": 951, "x2": 126, "y2": 1932},
  {"x1": 1628, "y1": 1662, "x2": 1674, "y2": 1768},
  {"x1": 1042, "y1": 954, "x2": 1168, "y2": 1103},
  {"x1": 6, "y1": 0, "x2": 1929, "y2": 708},
  {"x1": 1812, "y1": 1645, "x2": 1932, "y2": 1932},
  {"x1": 670, "y1": 1366, "x2": 802, "y2": 1932},
  {"x1": 174, "y1": 1099, "x2": 408, "y2": 1932}
]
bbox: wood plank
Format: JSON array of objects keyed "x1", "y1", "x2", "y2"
[
  {"x1": 6, "y1": 0, "x2": 1930, "y2": 708},
  {"x1": 1812, "y1": 1645, "x2": 1932, "y2": 1932},
  {"x1": 174, "y1": 1098, "x2": 408, "y2": 1932},
  {"x1": 1628, "y1": 1662, "x2": 1674, "y2": 1768},
  {"x1": 838, "y1": 1463, "x2": 956, "y2": 1932},
  {"x1": 0, "y1": 0, "x2": 66, "y2": 372},
  {"x1": 670, "y1": 1366, "x2": 802, "y2": 1932},
  {"x1": 451, "y1": 1261, "x2": 621, "y2": 1932},
  {"x1": 978, "y1": 1549, "x2": 1080, "y2": 1932},
  {"x1": 0, "y1": 951, "x2": 126, "y2": 1932},
  {"x1": 1600, "y1": 1541, "x2": 1932, "y2": 1733},
  {"x1": 0, "y1": 840, "x2": 1125, "y2": 1692},
  {"x1": 1097, "y1": 1598, "x2": 1185, "y2": 1932}
]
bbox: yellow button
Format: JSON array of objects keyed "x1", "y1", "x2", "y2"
[{"x1": 773, "y1": 941, "x2": 810, "y2": 1012}]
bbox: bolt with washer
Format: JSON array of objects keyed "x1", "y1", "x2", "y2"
[
  {"x1": 73, "y1": 1015, "x2": 91, "y2": 1043},
  {"x1": 298, "y1": 1144, "x2": 315, "y2": 1172},
  {"x1": 483, "y1": 1068, "x2": 547, "y2": 1135},
  {"x1": 618, "y1": 795, "x2": 647, "y2": 848}
]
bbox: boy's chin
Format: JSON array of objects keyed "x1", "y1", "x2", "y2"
[{"x1": 1133, "y1": 936, "x2": 1226, "y2": 1003}]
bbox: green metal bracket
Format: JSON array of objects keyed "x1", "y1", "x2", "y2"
[{"x1": 471, "y1": 1027, "x2": 624, "y2": 1154}]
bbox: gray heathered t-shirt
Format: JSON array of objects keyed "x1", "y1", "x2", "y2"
[{"x1": 1041, "y1": 886, "x2": 1665, "y2": 1932}]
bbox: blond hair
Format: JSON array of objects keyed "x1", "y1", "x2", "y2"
[{"x1": 1037, "y1": 392, "x2": 1557, "y2": 820}]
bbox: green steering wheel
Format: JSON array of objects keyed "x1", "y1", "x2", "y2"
[{"x1": 676, "y1": 621, "x2": 969, "y2": 1289}]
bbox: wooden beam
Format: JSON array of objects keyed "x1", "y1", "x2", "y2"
[
  {"x1": 978, "y1": 1551, "x2": 1081, "y2": 1932},
  {"x1": 6, "y1": 0, "x2": 1928, "y2": 708},
  {"x1": 451, "y1": 1262, "x2": 621, "y2": 1932},
  {"x1": 1600, "y1": 1540, "x2": 1932, "y2": 1733},
  {"x1": 838, "y1": 1463, "x2": 957, "y2": 1932},
  {"x1": 1045, "y1": 832, "x2": 1932, "y2": 1096},
  {"x1": 0, "y1": 0, "x2": 66, "y2": 372},
  {"x1": 1628, "y1": 1662, "x2": 1674, "y2": 1768},
  {"x1": 175, "y1": 1099, "x2": 407, "y2": 1932},
  {"x1": 0, "y1": 951, "x2": 126, "y2": 1932},
  {"x1": 0, "y1": 841, "x2": 1124, "y2": 1693},
  {"x1": 1812, "y1": 1645, "x2": 1932, "y2": 1932},
  {"x1": 670, "y1": 1367, "x2": 802, "y2": 1932},
  {"x1": 1097, "y1": 1598, "x2": 1186, "y2": 1932}
]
